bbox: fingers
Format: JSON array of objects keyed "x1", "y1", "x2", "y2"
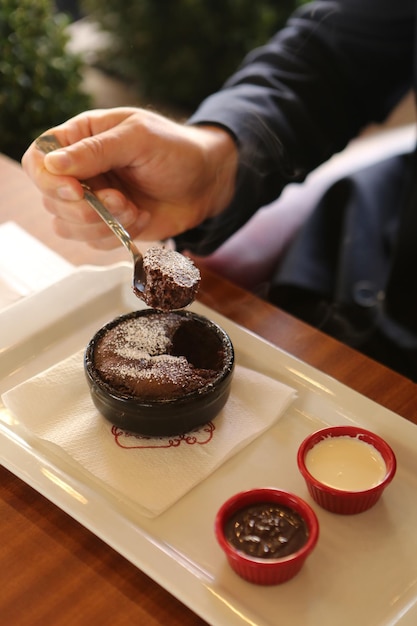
[
  {"x1": 51, "y1": 214, "x2": 121, "y2": 250},
  {"x1": 21, "y1": 143, "x2": 84, "y2": 203},
  {"x1": 35, "y1": 108, "x2": 154, "y2": 181},
  {"x1": 44, "y1": 188, "x2": 151, "y2": 250},
  {"x1": 21, "y1": 108, "x2": 140, "y2": 191}
]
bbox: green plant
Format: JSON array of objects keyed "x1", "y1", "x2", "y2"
[
  {"x1": 0, "y1": 0, "x2": 91, "y2": 160},
  {"x1": 82, "y1": 0, "x2": 300, "y2": 112}
]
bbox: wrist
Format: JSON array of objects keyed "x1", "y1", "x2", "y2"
[{"x1": 191, "y1": 124, "x2": 239, "y2": 217}]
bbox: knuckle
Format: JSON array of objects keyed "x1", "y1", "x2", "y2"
[{"x1": 84, "y1": 135, "x2": 106, "y2": 162}]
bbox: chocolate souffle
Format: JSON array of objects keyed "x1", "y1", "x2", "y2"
[
  {"x1": 141, "y1": 247, "x2": 201, "y2": 311},
  {"x1": 85, "y1": 309, "x2": 235, "y2": 436}
]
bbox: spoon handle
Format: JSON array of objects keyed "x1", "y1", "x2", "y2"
[
  {"x1": 80, "y1": 183, "x2": 140, "y2": 261},
  {"x1": 35, "y1": 134, "x2": 145, "y2": 288}
]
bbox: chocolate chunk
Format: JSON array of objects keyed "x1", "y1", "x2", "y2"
[{"x1": 225, "y1": 503, "x2": 309, "y2": 559}]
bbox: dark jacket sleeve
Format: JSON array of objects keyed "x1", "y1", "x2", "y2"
[{"x1": 174, "y1": 0, "x2": 414, "y2": 255}]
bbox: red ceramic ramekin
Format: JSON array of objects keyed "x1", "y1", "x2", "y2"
[
  {"x1": 297, "y1": 425, "x2": 397, "y2": 515},
  {"x1": 215, "y1": 488, "x2": 319, "y2": 585}
]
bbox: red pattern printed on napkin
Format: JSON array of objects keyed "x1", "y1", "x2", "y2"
[{"x1": 112, "y1": 422, "x2": 215, "y2": 449}]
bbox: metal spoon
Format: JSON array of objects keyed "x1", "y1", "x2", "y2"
[{"x1": 35, "y1": 133, "x2": 146, "y2": 296}]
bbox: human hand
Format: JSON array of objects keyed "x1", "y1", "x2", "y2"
[{"x1": 22, "y1": 107, "x2": 238, "y2": 249}]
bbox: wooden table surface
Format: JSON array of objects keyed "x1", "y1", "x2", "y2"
[{"x1": 1, "y1": 153, "x2": 416, "y2": 626}]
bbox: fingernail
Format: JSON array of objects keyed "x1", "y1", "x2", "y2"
[
  {"x1": 45, "y1": 150, "x2": 72, "y2": 172},
  {"x1": 104, "y1": 194, "x2": 150, "y2": 231},
  {"x1": 135, "y1": 211, "x2": 151, "y2": 231},
  {"x1": 57, "y1": 184, "x2": 82, "y2": 201},
  {"x1": 103, "y1": 193, "x2": 124, "y2": 212}
]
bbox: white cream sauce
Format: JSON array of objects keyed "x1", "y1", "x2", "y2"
[{"x1": 305, "y1": 436, "x2": 386, "y2": 491}]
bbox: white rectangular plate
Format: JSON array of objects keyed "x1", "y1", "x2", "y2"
[{"x1": 1, "y1": 262, "x2": 417, "y2": 626}]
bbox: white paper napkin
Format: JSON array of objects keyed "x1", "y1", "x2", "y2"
[
  {"x1": 0, "y1": 222, "x2": 74, "y2": 310},
  {"x1": 2, "y1": 351, "x2": 297, "y2": 517}
]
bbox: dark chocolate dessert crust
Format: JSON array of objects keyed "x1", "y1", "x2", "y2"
[{"x1": 92, "y1": 310, "x2": 228, "y2": 401}]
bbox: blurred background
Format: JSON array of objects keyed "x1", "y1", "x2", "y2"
[
  {"x1": 1, "y1": 0, "x2": 300, "y2": 160},
  {"x1": 1, "y1": 0, "x2": 414, "y2": 162}
]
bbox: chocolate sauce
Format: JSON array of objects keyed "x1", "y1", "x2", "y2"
[{"x1": 225, "y1": 503, "x2": 309, "y2": 559}]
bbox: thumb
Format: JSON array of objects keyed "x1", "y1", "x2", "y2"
[
  {"x1": 43, "y1": 132, "x2": 136, "y2": 179},
  {"x1": 42, "y1": 112, "x2": 148, "y2": 179}
]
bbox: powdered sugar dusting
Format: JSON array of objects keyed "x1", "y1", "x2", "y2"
[
  {"x1": 113, "y1": 354, "x2": 192, "y2": 385},
  {"x1": 93, "y1": 312, "x2": 219, "y2": 400},
  {"x1": 109, "y1": 316, "x2": 176, "y2": 356},
  {"x1": 144, "y1": 247, "x2": 200, "y2": 287}
]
